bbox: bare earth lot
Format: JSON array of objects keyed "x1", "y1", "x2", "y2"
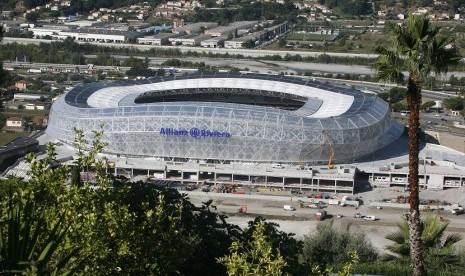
[{"x1": 186, "y1": 187, "x2": 465, "y2": 253}]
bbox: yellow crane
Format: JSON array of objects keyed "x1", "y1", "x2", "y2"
[{"x1": 322, "y1": 130, "x2": 335, "y2": 169}]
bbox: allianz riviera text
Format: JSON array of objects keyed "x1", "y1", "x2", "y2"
[{"x1": 159, "y1": 127, "x2": 231, "y2": 138}]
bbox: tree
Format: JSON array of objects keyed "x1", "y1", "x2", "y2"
[
  {"x1": 389, "y1": 87, "x2": 407, "y2": 103},
  {"x1": 241, "y1": 217, "x2": 305, "y2": 275},
  {"x1": 0, "y1": 189, "x2": 83, "y2": 274},
  {"x1": 25, "y1": 12, "x2": 40, "y2": 22},
  {"x1": 1, "y1": 128, "x2": 248, "y2": 275},
  {"x1": 374, "y1": 14, "x2": 462, "y2": 276},
  {"x1": 443, "y1": 97, "x2": 464, "y2": 110},
  {"x1": 301, "y1": 221, "x2": 377, "y2": 271},
  {"x1": 217, "y1": 220, "x2": 287, "y2": 276},
  {"x1": 392, "y1": 102, "x2": 407, "y2": 112},
  {"x1": 0, "y1": 26, "x2": 8, "y2": 88},
  {"x1": 385, "y1": 216, "x2": 462, "y2": 272}
]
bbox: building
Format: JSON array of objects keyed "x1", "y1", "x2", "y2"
[
  {"x1": 59, "y1": 28, "x2": 144, "y2": 43},
  {"x1": 15, "y1": 80, "x2": 28, "y2": 91},
  {"x1": 30, "y1": 25, "x2": 144, "y2": 43},
  {"x1": 6, "y1": 117, "x2": 23, "y2": 128},
  {"x1": 224, "y1": 31, "x2": 266, "y2": 49},
  {"x1": 46, "y1": 73, "x2": 401, "y2": 165},
  {"x1": 172, "y1": 22, "x2": 218, "y2": 34},
  {"x1": 32, "y1": 115, "x2": 49, "y2": 126},
  {"x1": 13, "y1": 93, "x2": 49, "y2": 101},
  {"x1": 450, "y1": 110, "x2": 461, "y2": 116},
  {"x1": 46, "y1": 73, "x2": 408, "y2": 193},
  {"x1": 137, "y1": 33, "x2": 181, "y2": 45},
  {"x1": 205, "y1": 21, "x2": 257, "y2": 37},
  {"x1": 24, "y1": 102, "x2": 49, "y2": 110},
  {"x1": 170, "y1": 33, "x2": 211, "y2": 46},
  {"x1": 201, "y1": 35, "x2": 228, "y2": 48},
  {"x1": 0, "y1": 137, "x2": 39, "y2": 172},
  {"x1": 29, "y1": 25, "x2": 76, "y2": 38}
]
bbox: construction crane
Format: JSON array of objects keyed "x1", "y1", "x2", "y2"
[{"x1": 322, "y1": 130, "x2": 335, "y2": 169}]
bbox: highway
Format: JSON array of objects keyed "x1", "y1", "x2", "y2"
[
  {"x1": 4, "y1": 37, "x2": 465, "y2": 79},
  {"x1": 3, "y1": 37, "x2": 379, "y2": 58}
]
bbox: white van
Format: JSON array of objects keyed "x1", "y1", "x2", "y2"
[
  {"x1": 283, "y1": 205, "x2": 296, "y2": 211},
  {"x1": 364, "y1": 215, "x2": 376, "y2": 221}
]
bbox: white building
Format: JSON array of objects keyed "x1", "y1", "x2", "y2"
[
  {"x1": 13, "y1": 93, "x2": 49, "y2": 101},
  {"x1": 137, "y1": 33, "x2": 180, "y2": 45},
  {"x1": 205, "y1": 21, "x2": 257, "y2": 37},
  {"x1": 170, "y1": 34, "x2": 211, "y2": 46},
  {"x1": 173, "y1": 22, "x2": 218, "y2": 34},
  {"x1": 58, "y1": 29, "x2": 143, "y2": 43},
  {"x1": 201, "y1": 35, "x2": 228, "y2": 48},
  {"x1": 6, "y1": 117, "x2": 24, "y2": 128},
  {"x1": 224, "y1": 31, "x2": 265, "y2": 49},
  {"x1": 29, "y1": 25, "x2": 74, "y2": 38}
]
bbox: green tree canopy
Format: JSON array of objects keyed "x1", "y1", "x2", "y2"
[
  {"x1": 217, "y1": 220, "x2": 287, "y2": 276},
  {"x1": 443, "y1": 97, "x2": 464, "y2": 110},
  {"x1": 301, "y1": 221, "x2": 377, "y2": 270}
]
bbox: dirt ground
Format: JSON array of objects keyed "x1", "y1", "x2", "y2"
[{"x1": 437, "y1": 132, "x2": 465, "y2": 153}]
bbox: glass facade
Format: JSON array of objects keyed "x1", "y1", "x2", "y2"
[{"x1": 46, "y1": 73, "x2": 402, "y2": 164}]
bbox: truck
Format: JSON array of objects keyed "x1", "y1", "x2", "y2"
[{"x1": 315, "y1": 210, "x2": 327, "y2": 221}]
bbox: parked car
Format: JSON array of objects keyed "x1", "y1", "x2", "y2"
[
  {"x1": 354, "y1": 212, "x2": 363, "y2": 218},
  {"x1": 364, "y1": 215, "x2": 376, "y2": 221},
  {"x1": 272, "y1": 163, "x2": 286, "y2": 169},
  {"x1": 283, "y1": 205, "x2": 296, "y2": 211},
  {"x1": 336, "y1": 214, "x2": 343, "y2": 218}
]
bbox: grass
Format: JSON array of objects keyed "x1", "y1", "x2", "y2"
[
  {"x1": 286, "y1": 33, "x2": 337, "y2": 42},
  {"x1": 0, "y1": 132, "x2": 30, "y2": 146},
  {"x1": 0, "y1": 109, "x2": 49, "y2": 118}
]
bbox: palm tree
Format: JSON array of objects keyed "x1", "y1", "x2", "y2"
[
  {"x1": 373, "y1": 14, "x2": 462, "y2": 276},
  {"x1": 385, "y1": 216, "x2": 462, "y2": 271},
  {"x1": 0, "y1": 191, "x2": 83, "y2": 274}
]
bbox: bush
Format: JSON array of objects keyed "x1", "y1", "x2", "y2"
[{"x1": 300, "y1": 221, "x2": 377, "y2": 270}]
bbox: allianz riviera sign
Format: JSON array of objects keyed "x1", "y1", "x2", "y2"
[{"x1": 159, "y1": 127, "x2": 231, "y2": 138}]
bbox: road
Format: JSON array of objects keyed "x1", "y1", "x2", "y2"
[{"x1": 3, "y1": 37, "x2": 379, "y2": 58}]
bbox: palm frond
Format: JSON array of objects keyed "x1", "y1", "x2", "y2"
[
  {"x1": 373, "y1": 46, "x2": 404, "y2": 83},
  {"x1": 441, "y1": 233, "x2": 462, "y2": 249},
  {"x1": 385, "y1": 231, "x2": 407, "y2": 244},
  {"x1": 422, "y1": 216, "x2": 447, "y2": 248}
]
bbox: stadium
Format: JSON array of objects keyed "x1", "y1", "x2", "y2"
[{"x1": 46, "y1": 73, "x2": 403, "y2": 165}]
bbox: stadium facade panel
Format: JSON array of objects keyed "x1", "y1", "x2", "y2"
[{"x1": 46, "y1": 73, "x2": 402, "y2": 164}]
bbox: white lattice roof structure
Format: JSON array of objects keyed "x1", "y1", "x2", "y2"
[{"x1": 46, "y1": 73, "x2": 402, "y2": 164}]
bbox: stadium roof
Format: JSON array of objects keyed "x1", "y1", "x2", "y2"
[{"x1": 65, "y1": 73, "x2": 377, "y2": 119}]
